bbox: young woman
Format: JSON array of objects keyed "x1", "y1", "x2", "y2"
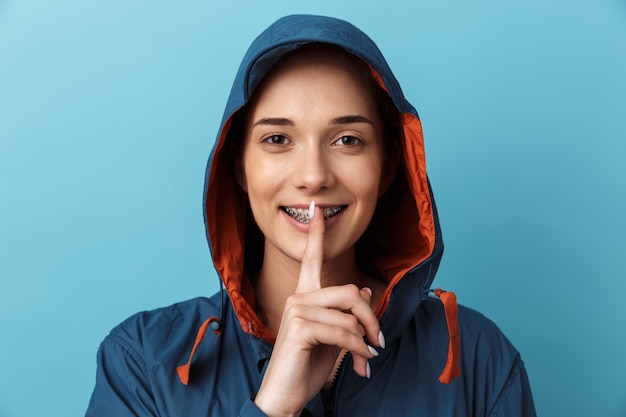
[{"x1": 86, "y1": 15, "x2": 536, "y2": 417}]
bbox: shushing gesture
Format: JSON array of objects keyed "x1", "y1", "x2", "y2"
[{"x1": 254, "y1": 201, "x2": 384, "y2": 417}]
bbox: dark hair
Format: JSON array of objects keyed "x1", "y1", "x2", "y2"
[{"x1": 229, "y1": 43, "x2": 401, "y2": 153}]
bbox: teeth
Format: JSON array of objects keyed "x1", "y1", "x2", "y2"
[
  {"x1": 323, "y1": 207, "x2": 343, "y2": 218},
  {"x1": 282, "y1": 205, "x2": 344, "y2": 223}
]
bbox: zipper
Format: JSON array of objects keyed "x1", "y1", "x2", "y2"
[{"x1": 322, "y1": 352, "x2": 348, "y2": 417}]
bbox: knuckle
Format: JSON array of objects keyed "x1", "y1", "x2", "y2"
[
  {"x1": 345, "y1": 314, "x2": 360, "y2": 332},
  {"x1": 284, "y1": 294, "x2": 302, "y2": 309},
  {"x1": 289, "y1": 303, "x2": 307, "y2": 317},
  {"x1": 284, "y1": 301, "x2": 307, "y2": 319},
  {"x1": 342, "y1": 283, "x2": 360, "y2": 298},
  {"x1": 290, "y1": 316, "x2": 308, "y2": 332},
  {"x1": 333, "y1": 326, "x2": 352, "y2": 341}
]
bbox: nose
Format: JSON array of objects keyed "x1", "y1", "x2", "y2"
[{"x1": 291, "y1": 143, "x2": 335, "y2": 192}]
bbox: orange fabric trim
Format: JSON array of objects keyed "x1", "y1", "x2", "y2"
[
  {"x1": 176, "y1": 317, "x2": 222, "y2": 385},
  {"x1": 368, "y1": 67, "x2": 389, "y2": 93},
  {"x1": 374, "y1": 112, "x2": 436, "y2": 317},
  {"x1": 208, "y1": 71, "x2": 437, "y2": 343},
  {"x1": 434, "y1": 289, "x2": 461, "y2": 384},
  {"x1": 368, "y1": 65, "x2": 436, "y2": 318},
  {"x1": 206, "y1": 113, "x2": 274, "y2": 343}
]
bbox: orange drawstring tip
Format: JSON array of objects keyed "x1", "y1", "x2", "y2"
[
  {"x1": 176, "y1": 364, "x2": 191, "y2": 386},
  {"x1": 434, "y1": 288, "x2": 461, "y2": 384},
  {"x1": 176, "y1": 316, "x2": 222, "y2": 386}
]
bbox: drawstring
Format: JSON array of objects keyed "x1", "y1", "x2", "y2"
[
  {"x1": 433, "y1": 288, "x2": 461, "y2": 384},
  {"x1": 177, "y1": 280, "x2": 225, "y2": 385},
  {"x1": 177, "y1": 288, "x2": 458, "y2": 385},
  {"x1": 176, "y1": 316, "x2": 222, "y2": 385}
]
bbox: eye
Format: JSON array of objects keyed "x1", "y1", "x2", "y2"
[
  {"x1": 333, "y1": 135, "x2": 363, "y2": 146},
  {"x1": 262, "y1": 134, "x2": 290, "y2": 145}
]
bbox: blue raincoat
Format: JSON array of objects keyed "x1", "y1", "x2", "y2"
[{"x1": 86, "y1": 15, "x2": 536, "y2": 417}]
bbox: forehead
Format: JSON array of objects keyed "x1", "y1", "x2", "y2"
[{"x1": 247, "y1": 46, "x2": 379, "y2": 121}]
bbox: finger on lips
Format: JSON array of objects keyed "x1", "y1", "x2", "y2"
[
  {"x1": 295, "y1": 200, "x2": 324, "y2": 294},
  {"x1": 291, "y1": 200, "x2": 384, "y2": 380}
]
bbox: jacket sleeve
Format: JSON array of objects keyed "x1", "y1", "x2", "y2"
[
  {"x1": 488, "y1": 355, "x2": 537, "y2": 417},
  {"x1": 460, "y1": 306, "x2": 537, "y2": 417},
  {"x1": 85, "y1": 335, "x2": 159, "y2": 417}
]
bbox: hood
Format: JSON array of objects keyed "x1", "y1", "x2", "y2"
[{"x1": 203, "y1": 15, "x2": 443, "y2": 344}]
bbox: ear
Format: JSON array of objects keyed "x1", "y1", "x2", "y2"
[{"x1": 378, "y1": 141, "x2": 401, "y2": 197}]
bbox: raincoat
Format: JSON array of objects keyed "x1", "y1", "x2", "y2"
[{"x1": 86, "y1": 14, "x2": 536, "y2": 417}]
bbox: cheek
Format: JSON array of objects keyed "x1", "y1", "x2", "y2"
[
  {"x1": 242, "y1": 156, "x2": 284, "y2": 204},
  {"x1": 347, "y1": 160, "x2": 384, "y2": 198}
]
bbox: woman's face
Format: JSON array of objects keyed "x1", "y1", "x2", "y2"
[{"x1": 239, "y1": 50, "x2": 390, "y2": 265}]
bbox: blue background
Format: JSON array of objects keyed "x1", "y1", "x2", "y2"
[{"x1": 1, "y1": 1, "x2": 625, "y2": 416}]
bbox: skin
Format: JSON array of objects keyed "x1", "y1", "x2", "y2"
[{"x1": 237, "y1": 48, "x2": 393, "y2": 417}]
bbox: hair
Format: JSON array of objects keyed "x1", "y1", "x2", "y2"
[
  {"x1": 227, "y1": 43, "x2": 405, "y2": 277},
  {"x1": 229, "y1": 43, "x2": 401, "y2": 155}
]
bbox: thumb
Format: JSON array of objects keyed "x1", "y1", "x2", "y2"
[{"x1": 360, "y1": 287, "x2": 373, "y2": 304}]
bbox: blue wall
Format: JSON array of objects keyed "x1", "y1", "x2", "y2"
[{"x1": 1, "y1": 1, "x2": 625, "y2": 416}]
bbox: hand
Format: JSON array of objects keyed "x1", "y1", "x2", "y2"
[{"x1": 254, "y1": 202, "x2": 382, "y2": 417}]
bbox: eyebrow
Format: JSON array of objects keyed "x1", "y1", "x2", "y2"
[
  {"x1": 252, "y1": 115, "x2": 374, "y2": 127},
  {"x1": 252, "y1": 117, "x2": 295, "y2": 127},
  {"x1": 330, "y1": 115, "x2": 374, "y2": 125}
]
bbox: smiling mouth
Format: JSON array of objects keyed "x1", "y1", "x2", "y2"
[{"x1": 281, "y1": 205, "x2": 346, "y2": 224}]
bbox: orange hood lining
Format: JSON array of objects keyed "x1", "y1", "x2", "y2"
[
  {"x1": 192, "y1": 67, "x2": 462, "y2": 387},
  {"x1": 205, "y1": 68, "x2": 436, "y2": 341},
  {"x1": 176, "y1": 49, "x2": 463, "y2": 386}
]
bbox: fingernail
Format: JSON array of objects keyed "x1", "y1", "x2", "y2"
[
  {"x1": 378, "y1": 330, "x2": 386, "y2": 349},
  {"x1": 308, "y1": 200, "x2": 315, "y2": 219},
  {"x1": 362, "y1": 287, "x2": 372, "y2": 297},
  {"x1": 366, "y1": 361, "x2": 371, "y2": 379},
  {"x1": 367, "y1": 345, "x2": 379, "y2": 357}
]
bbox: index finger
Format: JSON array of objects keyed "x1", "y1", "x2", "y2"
[{"x1": 295, "y1": 200, "x2": 325, "y2": 294}]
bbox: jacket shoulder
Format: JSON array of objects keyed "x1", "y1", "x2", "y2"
[
  {"x1": 419, "y1": 298, "x2": 518, "y2": 352},
  {"x1": 455, "y1": 303, "x2": 521, "y2": 364},
  {"x1": 103, "y1": 295, "x2": 222, "y2": 370},
  {"x1": 417, "y1": 299, "x2": 536, "y2": 416},
  {"x1": 86, "y1": 295, "x2": 227, "y2": 416}
]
